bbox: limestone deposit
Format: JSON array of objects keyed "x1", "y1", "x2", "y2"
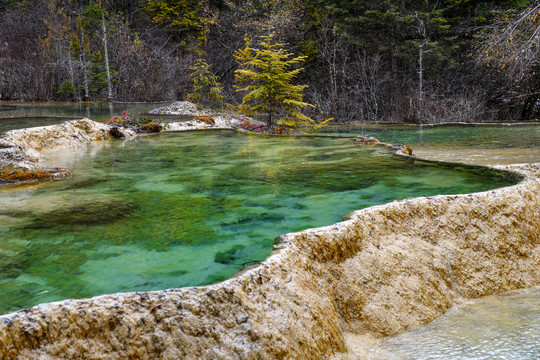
[
  {"x1": 0, "y1": 159, "x2": 538, "y2": 359},
  {"x1": 166, "y1": 114, "x2": 246, "y2": 131},
  {"x1": 0, "y1": 119, "x2": 136, "y2": 185},
  {"x1": 0, "y1": 119, "x2": 136, "y2": 152},
  {"x1": 355, "y1": 135, "x2": 414, "y2": 156},
  {"x1": 149, "y1": 100, "x2": 215, "y2": 117},
  {"x1": 150, "y1": 100, "x2": 266, "y2": 130},
  {"x1": 0, "y1": 113, "x2": 538, "y2": 358}
]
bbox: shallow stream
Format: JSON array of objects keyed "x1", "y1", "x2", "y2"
[
  {"x1": 317, "y1": 123, "x2": 540, "y2": 165},
  {"x1": 369, "y1": 286, "x2": 540, "y2": 359}
]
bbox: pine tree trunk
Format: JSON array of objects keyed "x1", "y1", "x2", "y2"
[
  {"x1": 267, "y1": 64, "x2": 273, "y2": 127},
  {"x1": 267, "y1": 99, "x2": 273, "y2": 128}
]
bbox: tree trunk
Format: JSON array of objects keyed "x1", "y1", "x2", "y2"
[
  {"x1": 390, "y1": 40, "x2": 399, "y2": 116},
  {"x1": 520, "y1": 95, "x2": 536, "y2": 120},
  {"x1": 417, "y1": 41, "x2": 424, "y2": 124},
  {"x1": 80, "y1": 29, "x2": 90, "y2": 104},
  {"x1": 414, "y1": 12, "x2": 430, "y2": 125},
  {"x1": 267, "y1": 94, "x2": 273, "y2": 127},
  {"x1": 267, "y1": 62, "x2": 273, "y2": 127},
  {"x1": 102, "y1": 13, "x2": 113, "y2": 102},
  {"x1": 323, "y1": 27, "x2": 337, "y2": 117},
  {"x1": 68, "y1": 52, "x2": 77, "y2": 102}
]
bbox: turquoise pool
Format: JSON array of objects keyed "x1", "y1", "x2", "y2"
[{"x1": 0, "y1": 131, "x2": 521, "y2": 313}]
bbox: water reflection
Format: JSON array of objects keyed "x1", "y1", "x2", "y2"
[{"x1": 0, "y1": 102, "x2": 189, "y2": 134}]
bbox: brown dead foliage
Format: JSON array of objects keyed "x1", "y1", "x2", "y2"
[
  {"x1": 139, "y1": 122, "x2": 163, "y2": 133},
  {"x1": 0, "y1": 168, "x2": 53, "y2": 183},
  {"x1": 195, "y1": 116, "x2": 215, "y2": 125}
]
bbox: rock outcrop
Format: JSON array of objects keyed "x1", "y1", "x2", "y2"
[
  {"x1": 0, "y1": 119, "x2": 136, "y2": 185},
  {"x1": 355, "y1": 135, "x2": 414, "y2": 156},
  {"x1": 149, "y1": 101, "x2": 215, "y2": 117},
  {"x1": 0, "y1": 145, "x2": 41, "y2": 172},
  {"x1": 149, "y1": 101, "x2": 261, "y2": 130},
  {"x1": 0, "y1": 119, "x2": 136, "y2": 152},
  {"x1": 0, "y1": 162, "x2": 538, "y2": 359},
  {"x1": 166, "y1": 115, "x2": 248, "y2": 131}
]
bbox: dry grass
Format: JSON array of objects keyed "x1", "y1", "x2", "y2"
[{"x1": 195, "y1": 116, "x2": 215, "y2": 125}]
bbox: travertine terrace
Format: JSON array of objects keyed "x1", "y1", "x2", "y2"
[{"x1": 0, "y1": 119, "x2": 538, "y2": 359}]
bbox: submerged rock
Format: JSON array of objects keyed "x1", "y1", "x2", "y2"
[
  {"x1": 355, "y1": 135, "x2": 382, "y2": 145},
  {"x1": 0, "y1": 168, "x2": 72, "y2": 186},
  {"x1": 27, "y1": 198, "x2": 134, "y2": 228},
  {"x1": 355, "y1": 135, "x2": 415, "y2": 157},
  {"x1": 395, "y1": 144, "x2": 414, "y2": 156},
  {"x1": 214, "y1": 244, "x2": 246, "y2": 265}
]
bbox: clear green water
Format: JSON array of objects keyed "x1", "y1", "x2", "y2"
[
  {"x1": 0, "y1": 102, "x2": 185, "y2": 133},
  {"x1": 370, "y1": 287, "x2": 540, "y2": 360},
  {"x1": 317, "y1": 123, "x2": 540, "y2": 165},
  {"x1": 0, "y1": 131, "x2": 520, "y2": 314}
]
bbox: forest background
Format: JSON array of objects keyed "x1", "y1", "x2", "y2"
[{"x1": 1, "y1": 0, "x2": 539, "y2": 124}]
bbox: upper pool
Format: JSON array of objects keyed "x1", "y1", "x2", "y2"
[
  {"x1": 316, "y1": 123, "x2": 540, "y2": 147},
  {"x1": 0, "y1": 102, "x2": 180, "y2": 133},
  {"x1": 316, "y1": 123, "x2": 540, "y2": 165},
  {"x1": 0, "y1": 130, "x2": 520, "y2": 314}
]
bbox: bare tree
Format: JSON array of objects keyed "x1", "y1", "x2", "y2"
[
  {"x1": 414, "y1": 12, "x2": 428, "y2": 124},
  {"x1": 478, "y1": 3, "x2": 540, "y2": 119},
  {"x1": 101, "y1": 12, "x2": 113, "y2": 102},
  {"x1": 316, "y1": 15, "x2": 339, "y2": 117}
]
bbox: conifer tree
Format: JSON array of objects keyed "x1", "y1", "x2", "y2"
[
  {"x1": 187, "y1": 54, "x2": 224, "y2": 106},
  {"x1": 82, "y1": 3, "x2": 114, "y2": 102},
  {"x1": 146, "y1": 0, "x2": 205, "y2": 42},
  {"x1": 235, "y1": 34, "x2": 328, "y2": 130}
]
